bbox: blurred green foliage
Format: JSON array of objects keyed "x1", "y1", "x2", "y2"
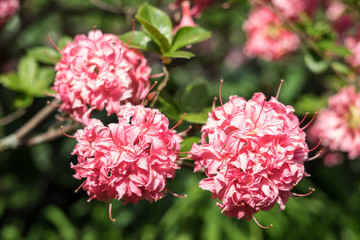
[{"x1": 1, "y1": 0, "x2": 360, "y2": 240}]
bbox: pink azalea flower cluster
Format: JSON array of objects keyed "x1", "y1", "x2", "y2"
[
  {"x1": 52, "y1": 30, "x2": 151, "y2": 123},
  {"x1": 243, "y1": 7, "x2": 300, "y2": 61},
  {"x1": 189, "y1": 93, "x2": 309, "y2": 220},
  {"x1": 0, "y1": 0, "x2": 19, "y2": 26},
  {"x1": 71, "y1": 104, "x2": 183, "y2": 204},
  {"x1": 308, "y1": 86, "x2": 360, "y2": 160}
]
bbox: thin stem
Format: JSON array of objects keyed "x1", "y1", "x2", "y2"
[
  {"x1": 23, "y1": 123, "x2": 79, "y2": 147},
  {"x1": 15, "y1": 99, "x2": 60, "y2": 140},
  {"x1": 0, "y1": 108, "x2": 26, "y2": 126},
  {"x1": 150, "y1": 65, "x2": 170, "y2": 108}
]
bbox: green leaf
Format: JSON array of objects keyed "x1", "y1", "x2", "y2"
[
  {"x1": 158, "y1": 96, "x2": 180, "y2": 121},
  {"x1": 178, "y1": 83, "x2": 209, "y2": 112},
  {"x1": 27, "y1": 47, "x2": 61, "y2": 64},
  {"x1": 44, "y1": 205, "x2": 77, "y2": 240},
  {"x1": 180, "y1": 136, "x2": 200, "y2": 155},
  {"x1": 331, "y1": 62, "x2": 352, "y2": 75},
  {"x1": 136, "y1": 3, "x2": 172, "y2": 51},
  {"x1": 0, "y1": 73, "x2": 23, "y2": 92},
  {"x1": 184, "y1": 110, "x2": 210, "y2": 124},
  {"x1": 171, "y1": 27, "x2": 211, "y2": 52},
  {"x1": 304, "y1": 51, "x2": 328, "y2": 74},
  {"x1": 13, "y1": 94, "x2": 34, "y2": 108},
  {"x1": 163, "y1": 50, "x2": 195, "y2": 59},
  {"x1": 31, "y1": 67, "x2": 56, "y2": 96},
  {"x1": 58, "y1": 36, "x2": 73, "y2": 49},
  {"x1": 294, "y1": 94, "x2": 328, "y2": 114},
  {"x1": 18, "y1": 56, "x2": 38, "y2": 90},
  {"x1": 118, "y1": 31, "x2": 159, "y2": 52},
  {"x1": 316, "y1": 41, "x2": 351, "y2": 57}
]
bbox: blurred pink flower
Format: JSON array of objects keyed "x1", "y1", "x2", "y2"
[
  {"x1": 72, "y1": 104, "x2": 183, "y2": 204},
  {"x1": 345, "y1": 34, "x2": 360, "y2": 70},
  {"x1": 0, "y1": 0, "x2": 19, "y2": 26},
  {"x1": 250, "y1": 0, "x2": 317, "y2": 19},
  {"x1": 190, "y1": 92, "x2": 309, "y2": 220},
  {"x1": 323, "y1": 152, "x2": 344, "y2": 167},
  {"x1": 326, "y1": 1, "x2": 353, "y2": 37},
  {"x1": 172, "y1": 0, "x2": 212, "y2": 18},
  {"x1": 52, "y1": 30, "x2": 151, "y2": 123},
  {"x1": 243, "y1": 7, "x2": 300, "y2": 61},
  {"x1": 308, "y1": 86, "x2": 360, "y2": 159},
  {"x1": 173, "y1": 1, "x2": 197, "y2": 34}
]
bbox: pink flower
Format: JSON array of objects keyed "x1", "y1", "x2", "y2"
[
  {"x1": 72, "y1": 104, "x2": 183, "y2": 204},
  {"x1": 308, "y1": 86, "x2": 360, "y2": 159},
  {"x1": 326, "y1": 1, "x2": 353, "y2": 37},
  {"x1": 52, "y1": 30, "x2": 151, "y2": 124},
  {"x1": 172, "y1": 0, "x2": 212, "y2": 18},
  {"x1": 190, "y1": 93, "x2": 309, "y2": 220},
  {"x1": 250, "y1": 0, "x2": 317, "y2": 19},
  {"x1": 173, "y1": 1, "x2": 197, "y2": 34},
  {"x1": 0, "y1": 0, "x2": 19, "y2": 26},
  {"x1": 344, "y1": 33, "x2": 360, "y2": 70},
  {"x1": 243, "y1": 7, "x2": 300, "y2": 61}
]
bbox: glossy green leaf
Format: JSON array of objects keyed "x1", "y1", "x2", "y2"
[
  {"x1": 171, "y1": 27, "x2": 211, "y2": 52},
  {"x1": 180, "y1": 136, "x2": 200, "y2": 156},
  {"x1": 30, "y1": 67, "x2": 56, "y2": 96},
  {"x1": 304, "y1": 51, "x2": 328, "y2": 74},
  {"x1": 158, "y1": 96, "x2": 180, "y2": 121},
  {"x1": 18, "y1": 56, "x2": 38, "y2": 89},
  {"x1": 136, "y1": 3, "x2": 172, "y2": 52},
  {"x1": 184, "y1": 110, "x2": 210, "y2": 124},
  {"x1": 162, "y1": 50, "x2": 195, "y2": 59},
  {"x1": 27, "y1": 47, "x2": 61, "y2": 64},
  {"x1": 118, "y1": 31, "x2": 159, "y2": 52},
  {"x1": 179, "y1": 83, "x2": 209, "y2": 112}
]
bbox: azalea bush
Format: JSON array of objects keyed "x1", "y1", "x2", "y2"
[{"x1": 1, "y1": 0, "x2": 360, "y2": 239}]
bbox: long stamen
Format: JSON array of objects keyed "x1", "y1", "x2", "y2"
[
  {"x1": 141, "y1": 81, "x2": 158, "y2": 106},
  {"x1": 165, "y1": 188, "x2": 187, "y2": 198},
  {"x1": 275, "y1": 79, "x2": 284, "y2": 99},
  {"x1": 291, "y1": 112, "x2": 309, "y2": 131},
  {"x1": 75, "y1": 179, "x2": 87, "y2": 193},
  {"x1": 171, "y1": 113, "x2": 186, "y2": 130},
  {"x1": 150, "y1": 72, "x2": 165, "y2": 79},
  {"x1": 178, "y1": 125, "x2": 192, "y2": 136},
  {"x1": 308, "y1": 150, "x2": 323, "y2": 161},
  {"x1": 254, "y1": 96, "x2": 266, "y2": 127},
  {"x1": 126, "y1": 19, "x2": 136, "y2": 47},
  {"x1": 61, "y1": 126, "x2": 76, "y2": 138},
  {"x1": 306, "y1": 140, "x2": 322, "y2": 153},
  {"x1": 292, "y1": 188, "x2": 315, "y2": 198},
  {"x1": 212, "y1": 97, "x2": 218, "y2": 110},
  {"x1": 252, "y1": 215, "x2": 273, "y2": 229},
  {"x1": 47, "y1": 100, "x2": 61, "y2": 108},
  {"x1": 301, "y1": 112, "x2": 317, "y2": 130},
  {"x1": 43, "y1": 50, "x2": 59, "y2": 63},
  {"x1": 47, "y1": 35, "x2": 61, "y2": 53},
  {"x1": 109, "y1": 200, "x2": 116, "y2": 221},
  {"x1": 219, "y1": 79, "x2": 226, "y2": 116}
]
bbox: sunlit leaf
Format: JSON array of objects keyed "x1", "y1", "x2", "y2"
[
  {"x1": 171, "y1": 27, "x2": 211, "y2": 52},
  {"x1": 136, "y1": 3, "x2": 172, "y2": 52}
]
